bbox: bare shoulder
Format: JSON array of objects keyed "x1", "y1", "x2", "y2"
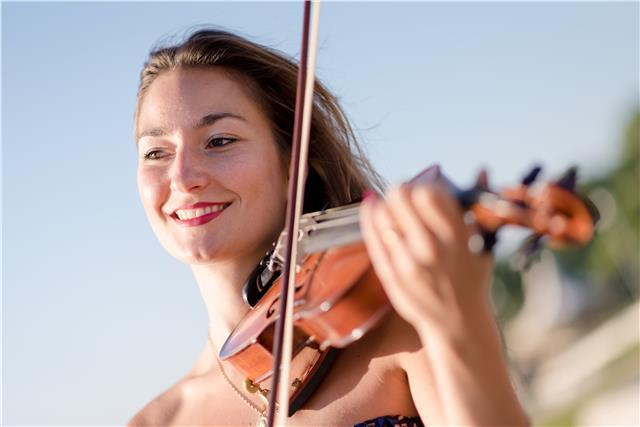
[{"x1": 126, "y1": 381, "x2": 185, "y2": 427}]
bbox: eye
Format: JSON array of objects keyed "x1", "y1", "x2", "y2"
[
  {"x1": 207, "y1": 136, "x2": 237, "y2": 148},
  {"x1": 143, "y1": 149, "x2": 167, "y2": 160}
]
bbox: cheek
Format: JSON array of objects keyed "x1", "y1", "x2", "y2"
[
  {"x1": 259, "y1": 159, "x2": 288, "y2": 206},
  {"x1": 137, "y1": 169, "x2": 166, "y2": 215},
  {"x1": 238, "y1": 158, "x2": 288, "y2": 230},
  {"x1": 264, "y1": 168, "x2": 289, "y2": 230}
]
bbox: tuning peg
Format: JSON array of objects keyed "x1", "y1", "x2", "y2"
[
  {"x1": 582, "y1": 194, "x2": 601, "y2": 225},
  {"x1": 475, "y1": 169, "x2": 489, "y2": 191},
  {"x1": 509, "y1": 234, "x2": 545, "y2": 271},
  {"x1": 468, "y1": 229, "x2": 498, "y2": 254},
  {"x1": 556, "y1": 166, "x2": 578, "y2": 192},
  {"x1": 521, "y1": 165, "x2": 543, "y2": 186}
]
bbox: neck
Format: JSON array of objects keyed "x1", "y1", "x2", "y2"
[{"x1": 192, "y1": 256, "x2": 258, "y2": 354}]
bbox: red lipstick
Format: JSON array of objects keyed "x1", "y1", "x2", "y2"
[{"x1": 172, "y1": 202, "x2": 230, "y2": 227}]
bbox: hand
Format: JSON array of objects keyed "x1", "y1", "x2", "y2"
[{"x1": 359, "y1": 184, "x2": 494, "y2": 338}]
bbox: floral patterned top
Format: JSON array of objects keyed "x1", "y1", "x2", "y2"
[{"x1": 354, "y1": 415, "x2": 424, "y2": 427}]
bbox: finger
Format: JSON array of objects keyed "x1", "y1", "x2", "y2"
[
  {"x1": 371, "y1": 199, "x2": 440, "y2": 292},
  {"x1": 385, "y1": 185, "x2": 442, "y2": 265},
  {"x1": 369, "y1": 200, "x2": 442, "y2": 311},
  {"x1": 359, "y1": 196, "x2": 400, "y2": 288},
  {"x1": 411, "y1": 184, "x2": 470, "y2": 245}
]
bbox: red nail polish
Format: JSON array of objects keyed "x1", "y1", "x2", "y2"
[{"x1": 362, "y1": 189, "x2": 378, "y2": 202}]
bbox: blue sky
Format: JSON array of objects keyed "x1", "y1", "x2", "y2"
[{"x1": 2, "y1": 1, "x2": 638, "y2": 424}]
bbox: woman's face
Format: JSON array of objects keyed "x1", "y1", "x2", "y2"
[{"x1": 136, "y1": 67, "x2": 288, "y2": 265}]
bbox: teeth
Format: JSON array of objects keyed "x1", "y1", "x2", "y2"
[{"x1": 175, "y1": 204, "x2": 227, "y2": 220}]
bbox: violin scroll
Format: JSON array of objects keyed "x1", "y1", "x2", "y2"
[{"x1": 457, "y1": 166, "x2": 598, "y2": 255}]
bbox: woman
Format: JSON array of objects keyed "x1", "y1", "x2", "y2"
[{"x1": 129, "y1": 29, "x2": 528, "y2": 426}]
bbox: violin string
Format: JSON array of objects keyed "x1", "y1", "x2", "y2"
[{"x1": 207, "y1": 332, "x2": 267, "y2": 420}]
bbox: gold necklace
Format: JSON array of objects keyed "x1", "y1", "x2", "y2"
[
  {"x1": 208, "y1": 330, "x2": 320, "y2": 426},
  {"x1": 208, "y1": 332, "x2": 270, "y2": 427}
]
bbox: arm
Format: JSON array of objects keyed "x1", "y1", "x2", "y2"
[
  {"x1": 360, "y1": 184, "x2": 529, "y2": 426},
  {"x1": 405, "y1": 300, "x2": 528, "y2": 425}
]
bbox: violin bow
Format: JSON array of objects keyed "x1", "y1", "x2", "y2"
[{"x1": 267, "y1": 1, "x2": 321, "y2": 425}]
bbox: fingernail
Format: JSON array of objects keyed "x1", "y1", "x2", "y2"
[{"x1": 362, "y1": 189, "x2": 378, "y2": 202}]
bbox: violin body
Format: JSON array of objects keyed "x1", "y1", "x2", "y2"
[
  {"x1": 220, "y1": 242, "x2": 389, "y2": 381},
  {"x1": 220, "y1": 242, "x2": 389, "y2": 415}
]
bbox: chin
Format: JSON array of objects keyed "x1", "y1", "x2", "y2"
[
  {"x1": 160, "y1": 237, "x2": 222, "y2": 265},
  {"x1": 174, "y1": 246, "x2": 222, "y2": 265}
]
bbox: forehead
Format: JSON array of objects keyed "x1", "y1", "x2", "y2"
[{"x1": 137, "y1": 67, "x2": 265, "y2": 133}]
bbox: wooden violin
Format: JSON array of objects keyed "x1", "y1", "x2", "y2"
[
  {"x1": 223, "y1": 2, "x2": 599, "y2": 425},
  {"x1": 218, "y1": 164, "x2": 598, "y2": 417}
]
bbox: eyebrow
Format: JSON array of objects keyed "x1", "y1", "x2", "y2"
[{"x1": 136, "y1": 112, "x2": 247, "y2": 142}]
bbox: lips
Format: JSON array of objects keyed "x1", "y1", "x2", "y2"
[{"x1": 170, "y1": 202, "x2": 231, "y2": 227}]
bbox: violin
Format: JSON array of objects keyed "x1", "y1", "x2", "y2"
[
  {"x1": 218, "y1": 2, "x2": 599, "y2": 425},
  {"x1": 218, "y1": 163, "x2": 598, "y2": 417}
]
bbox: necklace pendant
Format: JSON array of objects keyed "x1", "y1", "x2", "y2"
[{"x1": 257, "y1": 415, "x2": 268, "y2": 427}]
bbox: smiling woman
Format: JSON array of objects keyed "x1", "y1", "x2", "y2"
[
  {"x1": 136, "y1": 67, "x2": 289, "y2": 266},
  {"x1": 128, "y1": 29, "x2": 529, "y2": 426}
]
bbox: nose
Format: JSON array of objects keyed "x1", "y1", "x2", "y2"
[{"x1": 169, "y1": 147, "x2": 209, "y2": 193}]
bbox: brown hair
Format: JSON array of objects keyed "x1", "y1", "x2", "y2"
[{"x1": 135, "y1": 29, "x2": 384, "y2": 212}]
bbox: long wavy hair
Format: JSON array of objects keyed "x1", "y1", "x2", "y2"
[{"x1": 135, "y1": 29, "x2": 384, "y2": 212}]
